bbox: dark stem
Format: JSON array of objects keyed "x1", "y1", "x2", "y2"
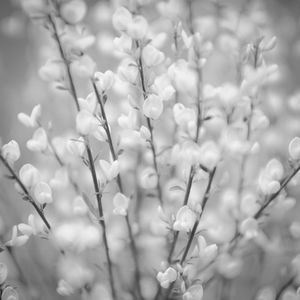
[{"x1": 0, "y1": 154, "x2": 51, "y2": 230}]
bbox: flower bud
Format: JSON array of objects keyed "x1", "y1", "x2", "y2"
[
  {"x1": 67, "y1": 137, "x2": 85, "y2": 156},
  {"x1": 34, "y1": 182, "x2": 52, "y2": 205},
  {"x1": 70, "y1": 55, "x2": 96, "y2": 78},
  {"x1": 289, "y1": 137, "x2": 300, "y2": 160},
  {"x1": 60, "y1": 0, "x2": 87, "y2": 24},
  {"x1": 94, "y1": 70, "x2": 115, "y2": 92},
  {"x1": 113, "y1": 192, "x2": 130, "y2": 216},
  {"x1": 99, "y1": 160, "x2": 120, "y2": 182}
]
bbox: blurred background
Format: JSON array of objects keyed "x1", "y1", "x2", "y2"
[{"x1": 1, "y1": 0, "x2": 300, "y2": 299}]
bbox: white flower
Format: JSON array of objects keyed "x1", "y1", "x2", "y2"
[
  {"x1": 26, "y1": 128, "x2": 48, "y2": 152},
  {"x1": 19, "y1": 164, "x2": 40, "y2": 189},
  {"x1": 94, "y1": 70, "x2": 115, "y2": 92},
  {"x1": 218, "y1": 83, "x2": 240, "y2": 108},
  {"x1": 173, "y1": 103, "x2": 196, "y2": 126},
  {"x1": 117, "y1": 59, "x2": 138, "y2": 84},
  {"x1": 113, "y1": 34, "x2": 132, "y2": 53},
  {"x1": 255, "y1": 287, "x2": 276, "y2": 300},
  {"x1": 78, "y1": 93, "x2": 97, "y2": 114},
  {"x1": 127, "y1": 15, "x2": 148, "y2": 40},
  {"x1": 113, "y1": 193, "x2": 130, "y2": 216},
  {"x1": 217, "y1": 253, "x2": 243, "y2": 279},
  {"x1": 195, "y1": 236, "x2": 218, "y2": 264},
  {"x1": 1, "y1": 140, "x2": 20, "y2": 164},
  {"x1": 239, "y1": 218, "x2": 259, "y2": 239},
  {"x1": 60, "y1": 0, "x2": 87, "y2": 24},
  {"x1": 183, "y1": 285, "x2": 204, "y2": 300},
  {"x1": 0, "y1": 263, "x2": 8, "y2": 285},
  {"x1": 240, "y1": 192, "x2": 260, "y2": 217},
  {"x1": 76, "y1": 110, "x2": 98, "y2": 135},
  {"x1": 34, "y1": 182, "x2": 52, "y2": 205},
  {"x1": 140, "y1": 167, "x2": 158, "y2": 189},
  {"x1": 18, "y1": 214, "x2": 44, "y2": 236},
  {"x1": 93, "y1": 126, "x2": 107, "y2": 142},
  {"x1": 199, "y1": 141, "x2": 220, "y2": 170},
  {"x1": 118, "y1": 107, "x2": 138, "y2": 130},
  {"x1": 142, "y1": 44, "x2": 165, "y2": 67},
  {"x1": 173, "y1": 206, "x2": 197, "y2": 232},
  {"x1": 289, "y1": 137, "x2": 300, "y2": 160},
  {"x1": 17, "y1": 104, "x2": 41, "y2": 128},
  {"x1": 39, "y1": 60, "x2": 65, "y2": 82},
  {"x1": 139, "y1": 126, "x2": 151, "y2": 140},
  {"x1": 5, "y1": 226, "x2": 29, "y2": 247},
  {"x1": 143, "y1": 94, "x2": 163, "y2": 120},
  {"x1": 151, "y1": 74, "x2": 175, "y2": 101},
  {"x1": 258, "y1": 159, "x2": 284, "y2": 195},
  {"x1": 156, "y1": 267, "x2": 177, "y2": 288},
  {"x1": 53, "y1": 220, "x2": 101, "y2": 252},
  {"x1": 112, "y1": 7, "x2": 132, "y2": 32},
  {"x1": 67, "y1": 137, "x2": 85, "y2": 156},
  {"x1": 70, "y1": 55, "x2": 96, "y2": 78},
  {"x1": 99, "y1": 160, "x2": 120, "y2": 182}
]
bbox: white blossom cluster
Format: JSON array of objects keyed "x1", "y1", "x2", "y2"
[{"x1": 1, "y1": 1, "x2": 300, "y2": 300}]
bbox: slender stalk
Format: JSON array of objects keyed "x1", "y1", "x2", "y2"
[
  {"x1": 135, "y1": 40, "x2": 163, "y2": 205},
  {"x1": 275, "y1": 276, "x2": 294, "y2": 300},
  {"x1": 45, "y1": 9, "x2": 117, "y2": 299},
  {"x1": 85, "y1": 141, "x2": 117, "y2": 300},
  {"x1": 92, "y1": 81, "x2": 144, "y2": 300},
  {"x1": 0, "y1": 154, "x2": 51, "y2": 230}
]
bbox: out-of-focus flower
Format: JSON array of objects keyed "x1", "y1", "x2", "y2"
[
  {"x1": 53, "y1": 220, "x2": 101, "y2": 252},
  {"x1": 139, "y1": 126, "x2": 151, "y2": 141},
  {"x1": 143, "y1": 94, "x2": 164, "y2": 120},
  {"x1": 289, "y1": 137, "x2": 300, "y2": 160},
  {"x1": 156, "y1": 267, "x2": 177, "y2": 288},
  {"x1": 151, "y1": 74, "x2": 175, "y2": 101},
  {"x1": 217, "y1": 253, "x2": 243, "y2": 279},
  {"x1": 6, "y1": 226, "x2": 29, "y2": 247},
  {"x1": 173, "y1": 206, "x2": 197, "y2": 232},
  {"x1": 60, "y1": 0, "x2": 87, "y2": 24},
  {"x1": 114, "y1": 33, "x2": 133, "y2": 54},
  {"x1": 79, "y1": 93, "x2": 97, "y2": 114},
  {"x1": 26, "y1": 128, "x2": 48, "y2": 152},
  {"x1": 127, "y1": 15, "x2": 148, "y2": 40},
  {"x1": 194, "y1": 235, "x2": 218, "y2": 264},
  {"x1": 1, "y1": 286, "x2": 19, "y2": 300},
  {"x1": 199, "y1": 141, "x2": 220, "y2": 170},
  {"x1": 1, "y1": 140, "x2": 20, "y2": 164},
  {"x1": 57, "y1": 255, "x2": 94, "y2": 290},
  {"x1": 57, "y1": 279, "x2": 75, "y2": 296},
  {"x1": 19, "y1": 164, "x2": 40, "y2": 189},
  {"x1": 113, "y1": 192, "x2": 130, "y2": 216},
  {"x1": 39, "y1": 60, "x2": 65, "y2": 82},
  {"x1": 183, "y1": 285, "x2": 204, "y2": 300},
  {"x1": 118, "y1": 106, "x2": 139, "y2": 130},
  {"x1": 142, "y1": 44, "x2": 165, "y2": 67},
  {"x1": 94, "y1": 70, "x2": 115, "y2": 92},
  {"x1": 112, "y1": 7, "x2": 132, "y2": 32},
  {"x1": 18, "y1": 104, "x2": 41, "y2": 128},
  {"x1": 0, "y1": 263, "x2": 8, "y2": 285},
  {"x1": 99, "y1": 160, "x2": 120, "y2": 182},
  {"x1": 20, "y1": 0, "x2": 47, "y2": 16},
  {"x1": 255, "y1": 286, "x2": 276, "y2": 300},
  {"x1": 117, "y1": 59, "x2": 138, "y2": 84},
  {"x1": 290, "y1": 221, "x2": 300, "y2": 239},
  {"x1": 76, "y1": 110, "x2": 98, "y2": 135},
  {"x1": 67, "y1": 137, "x2": 85, "y2": 156},
  {"x1": 239, "y1": 218, "x2": 259, "y2": 239},
  {"x1": 72, "y1": 196, "x2": 88, "y2": 215},
  {"x1": 70, "y1": 55, "x2": 96, "y2": 78},
  {"x1": 34, "y1": 182, "x2": 53, "y2": 205}
]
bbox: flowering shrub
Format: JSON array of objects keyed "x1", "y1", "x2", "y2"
[{"x1": 1, "y1": 1, "x2": 300, "y2": 300}]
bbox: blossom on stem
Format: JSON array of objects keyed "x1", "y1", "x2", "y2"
[
  {"x1": 173, "y1": 205, "x2": 197, "y2": 232},
  {"x1": 113, "y1": 192, "x2": 130, "y2": 216},
  {"x1": 1, "y1": 140, "x2": 20, "y2": 164},
  {"x1": 26, "y1": 128, "x2": 48, "y2": 152},
  {"x1": 18, "y1": 104, "x2": 41, "y2": 128},
  {"x1": 156, "y1": 267, "x2": 177, "y2": 288}
]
